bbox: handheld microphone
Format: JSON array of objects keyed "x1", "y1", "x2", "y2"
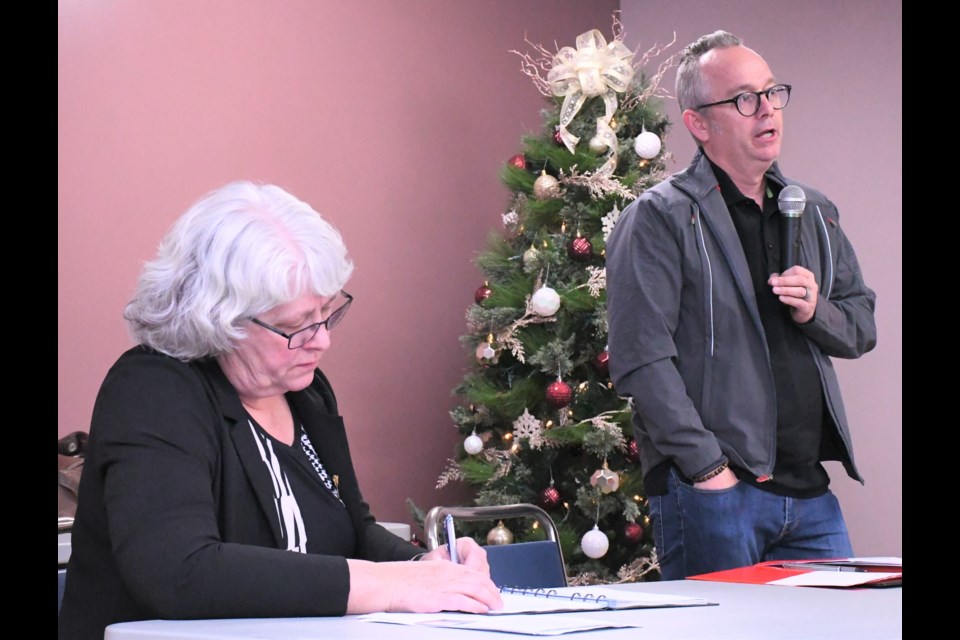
[{"x1": 778, "y1": 185, "x2": 806, "y2": 273}]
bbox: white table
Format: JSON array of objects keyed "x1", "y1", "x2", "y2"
[{"x1": 104, "y1": 579, "x2": 902, "y2": 639}]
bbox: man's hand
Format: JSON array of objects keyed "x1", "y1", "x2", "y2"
[
  {"x1": 769, "y1": 266, "x2": 817, "y2": 324},
  {"x1": 693, "y1": 466, "x2": 739, "y2": 490}
]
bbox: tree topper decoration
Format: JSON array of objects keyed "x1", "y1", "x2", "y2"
[
  {"x1": 546, "y1": 29, "x2": 633, "y2": 175},
  {"x1": 512, "y1": 16, "x2": 679, "y2": 179}
]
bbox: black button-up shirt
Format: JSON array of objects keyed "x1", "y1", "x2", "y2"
[{"x1": 712, "y1": 160, "x2": 829, "y2": 498}]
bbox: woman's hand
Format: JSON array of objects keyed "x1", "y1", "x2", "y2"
[
  {"x1": 346, "y1": 552, "x2": 503, "y2": 615},
  {"x1": 419, "y1": 536, "x2": 490, "y2": 573}
]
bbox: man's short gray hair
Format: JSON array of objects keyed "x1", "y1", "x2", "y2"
[
  {"x1": 676, "y1": 30, "x2": 742, "y2": 112},
  {"x1": 124, "y1": 181, "x2": 354, "y2": 361}
]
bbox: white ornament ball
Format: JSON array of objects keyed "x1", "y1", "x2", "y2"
[
  {"x1": 530, "y1": 286, "x2": 561, "y2": 317},
  {"x1": 522, "y1": 245, "x2": 540, "y2": 266},
  {"x1": 581, "y1": 525, "x2": 610, "y2": 559},
  {"x1": 464, "y1": 433, "x2": 484, "y2": 455},
  {"x1": 634, "y1": 130, "x2": 662, "y2": 160}
]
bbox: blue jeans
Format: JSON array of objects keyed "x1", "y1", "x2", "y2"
[{"x1": 650, "y1": 467, "x2": 853, "y2": 580}]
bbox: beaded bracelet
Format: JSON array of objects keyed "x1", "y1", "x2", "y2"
[{"x1": 693, "y1": 461, "x2": 729, "y2": 483}]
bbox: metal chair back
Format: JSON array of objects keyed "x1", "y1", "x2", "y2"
[{"x1": 423, "y1": 504, "x2": 567, "y2": 588}]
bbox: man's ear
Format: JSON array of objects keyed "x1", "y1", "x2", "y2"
[{"x1": 682, "y1": 108, "x2": 710, "y2": 145}]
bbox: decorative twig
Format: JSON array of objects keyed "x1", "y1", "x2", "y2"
[
  {"x1": 436, "y1": 459, "x2": 466, "y2": 489},
  {"x1": 497, "y1": 290, "x2": 558, "y2": 363},
  {"x1": 577, "y1": 266, "x2": 606, "y2": 298},
  {"x1": 620, "y1": 33, "x2": 680, "y2": 112},
  {"x1": 560, "y1": 166, "x2": 636, "y2": 201},
  {"x1": 509, "y1": 35, "x2": 555, "y2": 97}
]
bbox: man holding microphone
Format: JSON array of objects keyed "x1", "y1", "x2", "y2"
[{"x1": 606, "y1": 30, "x2": 877, "y2": 580}]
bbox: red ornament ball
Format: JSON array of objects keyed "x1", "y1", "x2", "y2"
[
  {"x1": 553, "y1": 129, "x2": 564, "y2": 145},
  {"x1": 626, "y1": 438, "x2": 640, "y2": 462},
  {"x1": 474, "y1": 283, "x2": 492, "y2": 304},
  {"x1": 623, "y1": 522, "x2": 643, "y2": 544},
  {"x1": 592, "y1": 349, "x2": 610, "y2": 374},
  {"x1": 539, "y1": 485, "x2": 561, "y2": 509},
  {"x1": 545, "y1": 380, "x2": 573, "y2": 409},
  {"x1": 568, "y1": 236, "x2": 593, "y2": 260},
  {"x1": 508, "y1": 154, "x2": 527, "y2": 169}
]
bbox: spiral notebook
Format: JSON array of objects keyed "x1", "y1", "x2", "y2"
[
  {"x1": 490, "y1": 585, "x2": 715, "y2": 615},
  {"x1": 361, "y1": 586, "x2": 713, "y2": 636}
]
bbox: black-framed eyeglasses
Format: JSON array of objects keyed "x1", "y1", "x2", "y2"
[
  {"x1": 250, "y1": 291, "x2": 354, "y2": 349},
  {"x1": 695, "y1": 84, "x2": 792, "y2": 117}
]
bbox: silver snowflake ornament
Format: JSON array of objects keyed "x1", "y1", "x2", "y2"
[
  {"x1": 601, "y1": 205, "x2": 621, "y2": 242},
  {"x1": 512, "y1": 408, "x2": 544, "y2": 449}
]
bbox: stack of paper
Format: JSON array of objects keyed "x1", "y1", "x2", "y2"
[
  {"x1": 689, "y1": 556, "x2": 902, "y2": 588},
  {"x1": 360, "y1": 585, "x2": 716, "y2": 636},
  {"x1": 359, "y1": 612, "x2": 639, "y2": 636}
]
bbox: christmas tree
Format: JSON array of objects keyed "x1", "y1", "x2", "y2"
[{"x1": 436, "y1": 19, "x2": 677, "y2": 585}]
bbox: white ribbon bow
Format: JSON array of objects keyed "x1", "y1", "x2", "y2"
[{"x1": 547, "y1": 29, "x2": 634, "y2": 175}]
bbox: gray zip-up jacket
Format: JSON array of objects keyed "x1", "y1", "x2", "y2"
[{"x1": 606, "y1": 149, "x2": 876, "y2": 484}]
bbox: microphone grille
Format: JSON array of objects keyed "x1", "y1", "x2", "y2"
[{"x1": 778, "y1": 185, "x2": 806, "y2": 217}]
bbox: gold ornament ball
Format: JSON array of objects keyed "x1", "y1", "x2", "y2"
[
  {"x1": 486, "y1": 521, "x2": 514, "y2": 545},
  {"x1": 533, "y1": 171, "x2": 561, "y2": 200},
  {"x1": 588, "y1": 135, "x2": 609, "y2": 154},
  {"x1": 522, "y1": 245, "x2": 540, "y2": 266},
  {"x1": 590, "y1": 467, "x2": 620, "y2": 494}
]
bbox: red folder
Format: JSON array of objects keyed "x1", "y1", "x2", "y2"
[{"x1": 688, "y1": 558, "x2": 902, "y2": 588}]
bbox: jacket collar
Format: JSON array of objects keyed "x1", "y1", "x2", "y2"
[
  {"x1": 192, "y1": 359, "x2": 286, "y2": 545},
  {"x1": 670, "y1": 149, "x2": 792, "y2": 338},
  {"x1": 673, "y1": 147, "x2": 788, "y2": 197},
  {"x1": 194, "y1": 359, "x2": 363, "y2": 552}
]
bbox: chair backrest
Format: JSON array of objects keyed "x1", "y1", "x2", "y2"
[
  {"x1": 59, "y1": 518, "x2": 73, "y2": 615},
  {"x1": 58, "y1": 568, "x2": 67, "y2": 614},
  {"x1": 423, "y1": 504, "x2": 567, "y2": 589}
]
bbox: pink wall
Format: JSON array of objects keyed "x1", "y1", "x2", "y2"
[
  {"x1": 621, "y1": 1, "x2": 902, "y2": 556},
  {"x1": 60, "y1": 0, "x2": 901, "y2": 556},
  {"x1": 59, "y1": 0, "x2": 618, "y2": 535}
]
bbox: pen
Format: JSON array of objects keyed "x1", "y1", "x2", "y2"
[
  {"x1": 780, "y1": 562, "x2": 866, "y2": 572},
  {"x1": 444, "y1": 514, "x2": 459, "y2": 564}
]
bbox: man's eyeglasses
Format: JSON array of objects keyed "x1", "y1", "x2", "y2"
[
  {"x1": 250, "y1": 291, "x2": 354, "y2": 349},
  {"x1": 695, "y1": 84, "x2": 792, "y2": 117}
]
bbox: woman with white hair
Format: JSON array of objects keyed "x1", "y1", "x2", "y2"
[{"x1": 59, "y1": 181, "x2": 501, "y2": 640}]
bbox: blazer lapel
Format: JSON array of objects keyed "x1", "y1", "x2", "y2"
[
  {"x1": 288, "y1": 376, "x2": 370, "y2": 557},
  {"x1": 197, "y1": 358, "x2": 288, "y2": 548}
]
